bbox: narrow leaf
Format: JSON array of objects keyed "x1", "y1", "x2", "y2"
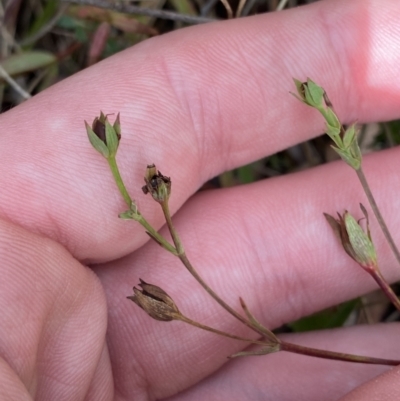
[
  {"x1": 323, "y1": 108, "x2": 341, "y2": 131},
  {"x1": 239, "y1": 298, "x2": 278, "y2": 343},
  {"x1": 119, "y1": 210, "x2": 134, "y2": 219},
  {"x1": 0, "y1": 51, "x2": 56, "y2": 78},
  {"x1": 229, "y1": 345, "x2": 280, "y2": 358}
]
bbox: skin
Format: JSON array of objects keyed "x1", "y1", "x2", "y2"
[{"x1": 0, "y1": 0, "x2": 399, "y2": 399}]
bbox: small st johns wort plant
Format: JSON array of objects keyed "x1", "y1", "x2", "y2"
[{"x1": 85, "y1": 81, "x2": 400, "y2": 368}]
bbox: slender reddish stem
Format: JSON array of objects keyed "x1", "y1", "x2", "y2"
[
  {"x1": 368, "y1": 268, "x2": 400, "y2": 312},
  {"x1": 280, "y1": 341, "x2": 400, "y2": 366}
]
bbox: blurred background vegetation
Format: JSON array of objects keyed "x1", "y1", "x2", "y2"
[{"x1": 1, "y1": 0, "x2": 399, "y2": 333}]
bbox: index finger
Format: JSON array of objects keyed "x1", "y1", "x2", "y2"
[{"x1": 0, "y1": 0, "x2": 399, "y2": 261}]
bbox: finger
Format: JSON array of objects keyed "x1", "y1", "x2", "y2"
[
  {"x1": 84, "y1": 345, "x2": 114, "y2": 401},
  {"x1": 165, "y1": 324, "x2": 400, "y2": 401},
  {"x1": 0, "y1": 218, "x2": 110, "y2": 400},
  {"x1": 0, "y1": 0, "x2": 399, "y2": 261},
  {"x1": 95, "y1": 147, "x2": 400, "y2": 398},
  {"x1": 340, "y1": 362, "x2": 400, "y2": 401},
  {"x1": 0, "y1": 358, "x2": 32, "y2": 401}
]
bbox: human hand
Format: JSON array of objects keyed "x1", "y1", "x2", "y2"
[{"x1": 0, "y1": 0, "x2": 400, "y2": 399}]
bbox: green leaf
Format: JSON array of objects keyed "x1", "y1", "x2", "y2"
[
  {"x1": 289, "y1": 299, "x2": 359, "y2": 332},
  {"x1": 343, "y1": 124, "x2": 356, "y2": 148},
  {"x1": 57, "y1": 14, "x2": 86, "y2": 30},
  {"x1": 326, "y1": 123, "x2": 342, "y2": 146},
  {"x1": 332, "y1": 146, "x2": 361, "y2": 170},
  {"x1": 237, "y1": 163, "x2": 256, "y2": 184},
  {"x1": 322, "y1": 108, "x2": 341, "y2": 132},
  {"x1": 119, "y1": 206, "x2": 143, "y2": 222},
  {"x1": 350, "y1": 138, "x2": 362, "y2": 161},
  {"x1": 119, "y1": 210, "x2": 134, "y2": 219},
  {"x1": 292, "y1": 78, "x2": 306, "y2": 102},
  {"x1": 304, "y1": 78, "x2": 324, "y2": 107},
  {"x1": 57, "y1": 15, "x2": 88, "y2": 43},
  {"x1": 0, "y1": 51, "x2": 56, "y2": 78},
  {"x1": 85, "y1": 122, "x2": 110, "y2": 158},
  {"x1": 169, "y1": 0, "x2": 197, "y2": 15},
  {"x1": 24, "y1": 0, "x2": 59, "y2": 42}
]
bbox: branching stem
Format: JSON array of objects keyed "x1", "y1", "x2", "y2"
[
  {"x1": 161, "y1": 200, "x2": 264, "y2": 336},
  {"x1": 108, "y1": 157, "x2": 177, "y2": 254}
]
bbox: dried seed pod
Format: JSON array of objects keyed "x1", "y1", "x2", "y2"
[{"x1": 128, "y1": 279, "x2": 181, "y2": 322}]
